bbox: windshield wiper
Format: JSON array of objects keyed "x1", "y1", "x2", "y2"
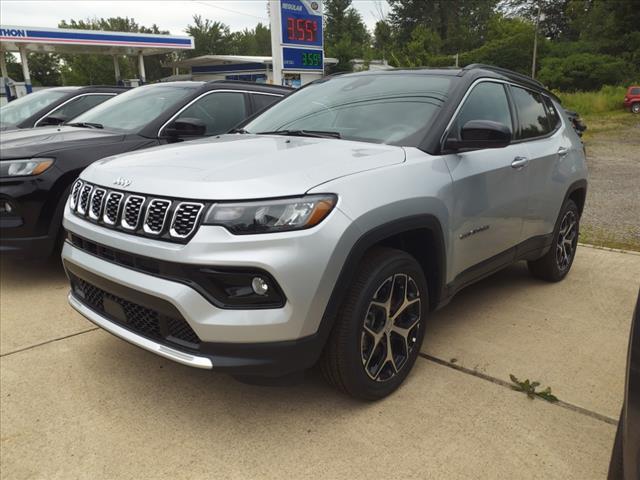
[
  {"x1": 66, "y1": 122, "x2": 104, "y2": 129},
  {"x1": 228, "y1": 128, "x2": 249, "y2": 134},
  {"x1": 256, "y1": 129, "x2": 341, "y2": 139}
]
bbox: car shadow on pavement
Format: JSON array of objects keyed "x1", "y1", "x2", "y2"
[
  {"x1": 427, "y1": 261, "x2": 539, "y2": 329},
  {"x1": 0, "y1": 255, "x2": 67, "y2": 290}
]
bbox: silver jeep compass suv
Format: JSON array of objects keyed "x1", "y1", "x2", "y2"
[{"x1": 62, "y1": 65, "x2": 587, "y2": 399}]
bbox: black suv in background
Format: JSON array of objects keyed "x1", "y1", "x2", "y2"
[
  {"x1": 0, "y1": 86, "x2": 126, "y2": 131},
  {"x1": 0, "y1": 81, "x2": 291, "y2": 258}
]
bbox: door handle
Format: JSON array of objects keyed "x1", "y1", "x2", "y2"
[
  {"x1": 558, "y1": 146, "x2": 570, "y2": 157},
  {"x1": 511, "y1": 156, "x2": 529, "y2": 169}
]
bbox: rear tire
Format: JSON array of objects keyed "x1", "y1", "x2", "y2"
[
  {"x1": 320, "y1": 247, "x2": 428, "y2": 400},
  {"x1": 607, "y1": 414, "x2": 624, "y2": 479},
  {"x1": 528, "y1": 199, "x2": 579, "y2": 282}
]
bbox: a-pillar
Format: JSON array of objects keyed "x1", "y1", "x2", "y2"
[{"x1": 19, "y1": 46, "x2": 32, "y2": 94}]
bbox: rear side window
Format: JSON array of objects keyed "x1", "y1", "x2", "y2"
[
  {"x1": 251, "y1": 93, "x2": 281, "y2": 113},
  {"x1": 542, "y1": 96, "x2": 560, "y2": 130},
  {"x1": 50, "y1": 94, "x2": 114, "y2": 121},
  {"x1": 511, "y1": 86, "x2": 551, "y2": 139},
  {"x1": 450, "y1": 82, "x2": 512, "y2": 140}
]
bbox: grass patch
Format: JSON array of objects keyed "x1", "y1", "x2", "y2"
[
  {"x1": 555, "y1": 85, "x2": 627, "y2": 116},
  {"x1": 579, "y1": 227, "x2": 640, "y2": 252}
]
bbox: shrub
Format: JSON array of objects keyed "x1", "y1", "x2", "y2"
[{"x1": 538, "y1": 53, "x2": 634, "y2": 91}]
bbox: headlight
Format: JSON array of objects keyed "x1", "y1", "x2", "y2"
[
  {"x1": 0, "y1": 158, "x2": 54, "y2": 177},
  {"x1": 203, "y1": 194, "x2": 337, "y2": 234}
]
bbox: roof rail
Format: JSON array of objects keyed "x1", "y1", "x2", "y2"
[{"x1": 462, "y1": 64, "x2": 545, "y2": 89}]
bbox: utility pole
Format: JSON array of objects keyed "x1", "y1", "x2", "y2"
[{"x1": 531, "y1": 1, "x2": 542, "y2": 79}]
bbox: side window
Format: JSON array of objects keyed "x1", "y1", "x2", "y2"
[
  {"x1": 543, "y1": 96, "x2": 560, "y2": 130},
  {"x1": 51, "y1": 94, "x2": 114, "y2": 121},
  {"x1": 174, "y1": 92, "x2": 247, "y2": 135},
  {"x1": 450, "y1": 82, "x2": 512, "y2": 140},
  {"x1": 511, "y1": 87, "x2": 551, "y2": 139},
  {"x1": 251, "y1": 93, "x2": 281, "y2": 114}
]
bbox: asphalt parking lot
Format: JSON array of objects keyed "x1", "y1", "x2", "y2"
[{"x1": 1, "y1": 245, "x2": 638, "y2": 479}]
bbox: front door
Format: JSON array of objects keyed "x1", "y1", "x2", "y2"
[{"x1": 443, "y1": 81, "x2": 530, "y2": 281}]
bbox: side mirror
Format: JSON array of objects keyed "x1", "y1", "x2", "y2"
[
  {"x1": 445, "y1": 120, "x2": 512, "y2": 151},
  {"x1": 163, "y1": 117, "x2": 207, "y2": 138},
  {"x1": 38, "y1": 114, "x2": 68, "y2": 127}
]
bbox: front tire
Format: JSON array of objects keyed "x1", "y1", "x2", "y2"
[
  {"x1": 632, "y1": 102, "x2": 640, "y2": 114},
  {"x1": 320, "y1": 247, "x2": 428, "y2": 400},
  {"x1": 528, "y1": 199, "x2": 580, "y2": 282}
]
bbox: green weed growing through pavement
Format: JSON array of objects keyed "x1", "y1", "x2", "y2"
[{"x1": 509, "y1": 374, "x2": 559, "y2": 403}]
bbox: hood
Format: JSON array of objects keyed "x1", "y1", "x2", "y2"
[
  {"x1": 0, "y1": 126, "x2": 125, "y2": 159},
  {"x1": 82, "y1": 134, "x2": 405, "y2": 200}
]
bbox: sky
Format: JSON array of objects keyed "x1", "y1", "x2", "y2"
[{"x1": 0, "y1": 0, "x2": 390, "y2": 35}]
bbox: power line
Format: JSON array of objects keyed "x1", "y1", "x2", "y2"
[{"x1": 194, "y1": 1, "x2": 269, "y2": 22}]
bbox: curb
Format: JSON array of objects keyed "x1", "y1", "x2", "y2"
[{"x1": 578, "y1": 242, "x2": 640, "y2": 255}]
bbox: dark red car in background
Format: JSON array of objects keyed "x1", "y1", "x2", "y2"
[{"x1": 623, "y1": 86, "x2": 640, "y2": 113}]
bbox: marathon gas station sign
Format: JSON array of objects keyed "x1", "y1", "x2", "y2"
[
  {"x1": 0, "y1": 25, "x2": 194, "y2": 49},
  {"x1": 269, "y1": 0, "x2": 324, "y2": 85}
]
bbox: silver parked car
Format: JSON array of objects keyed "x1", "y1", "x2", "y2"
[{"x1": 61, "y1": 65, "x2": 588, "y2": 400}]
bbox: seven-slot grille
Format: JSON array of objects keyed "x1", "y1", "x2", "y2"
[{"x1": 69, "y1": 181, "x2": 205, "y2": 242}]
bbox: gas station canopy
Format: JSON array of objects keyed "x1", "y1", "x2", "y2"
[
  {"x1": 0, "y1": 25, "x2": 194, "y2": 55},
  {"x1": 0, "y1": 25, "x2": 194, "y2": 97}
]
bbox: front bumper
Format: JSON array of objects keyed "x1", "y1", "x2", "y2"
[
  {"x1": 0, "y1": 167, "x2": 67, "y2": 258},
  {"x1": 62, "y1": 202, "x2": 355, "y2": 375}
]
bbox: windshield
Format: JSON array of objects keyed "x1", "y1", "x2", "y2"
[
  {"x1": 244, "y1": 74, "x2": 452, "y2": 146},
  {"x1": 0, "y1": 89, "x2": 70, "y2": 127},
  {"x1": 69, "y1": 84, "x2": 198, "y2": 132}
]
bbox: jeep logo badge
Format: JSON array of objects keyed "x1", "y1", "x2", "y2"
[{"x1": 113, "y1": 177, "x2": 132, "y2": 188}]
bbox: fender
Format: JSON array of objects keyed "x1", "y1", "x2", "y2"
[{"x1": 315, "y1": 214, "x2": 447, "y2": 346}]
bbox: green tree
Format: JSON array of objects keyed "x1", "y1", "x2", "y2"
[
  {"x1": 184, "y1": 15, "x2": 232, "y2": 58},
  {"x1": 228, "y1": 23, "x2": 271, "y2": 56},
  {"x1": 372, "y1": 20, "x2": 393, "y2": 60},
  {"x1": 324, "y1": 0, "x2": 371, "y2": 71},
  {"x1": 388, "y1": 0, "x2": 497, "y2": 54}
]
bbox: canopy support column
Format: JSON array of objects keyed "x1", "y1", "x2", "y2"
[
  {"x1": 137, "y1": 51, "x2": 146, "y2": 84},
  {"x1": 113, "y1": 55, "x2": 122, "y2": 85},
  {"x1": 0, "y1": 50, "x2": 13, "y2": 102},
  {"x1": 19, "y1": 46, "x2": 32, "y2": 94}
]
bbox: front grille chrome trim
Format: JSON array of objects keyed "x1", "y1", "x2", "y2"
[
  {"x1": 88, "y1": 188, "x2": 106, "y2": 220},
  {"x1": 69, "y1": 180, "x2": 83, "y2": 210},
  {"x1": 71, "y1": 182, "x2": 206, "y2": 242},
  {"x1": 77, "y1": 184, "x2": 93, "y2": 215},
  {"x1": 169, "y1": 202, "x2": 205, "y2": 239},
  {"x1": 120, "y1": 195, "x2": 146, "y2": 230},
  {"x1": 102, "y1": 191, "x2": 124, "y2": 225},
  {"x1": 143, "y1": 199, "x2": 172, "y2": 235}
]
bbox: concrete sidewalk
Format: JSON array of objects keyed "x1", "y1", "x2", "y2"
[{"x1": 1, "y1": 246, "x2": 638, "y2": 479}]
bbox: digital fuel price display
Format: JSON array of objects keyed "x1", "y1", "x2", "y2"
[
  {"x1": 280, "y1": 0, "x2": 323, "y2": 48},
  {"x1": 282, "y1": 47, "x2": 324, "y2": 70}
]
